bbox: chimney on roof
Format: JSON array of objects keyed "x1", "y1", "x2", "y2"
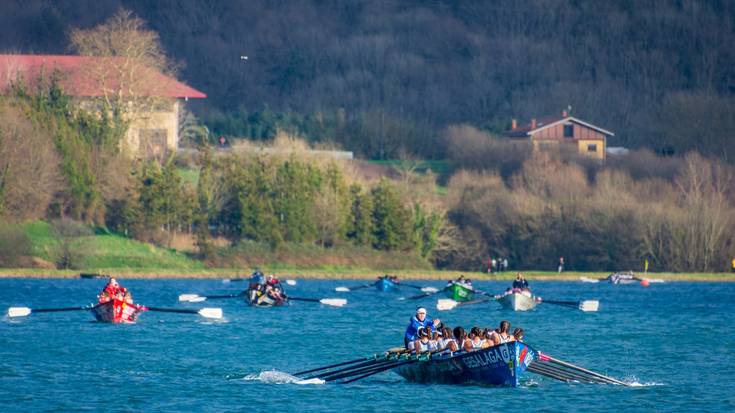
[
  {"x1": 562, "y1": 109, "x2": 568, "y2": 117},
  {"x1": 511, "y1": 118, "x2": 517, "y2": 130},
  {"x1": 531, "y1": 118, "x2": 537, "y2": 129}
]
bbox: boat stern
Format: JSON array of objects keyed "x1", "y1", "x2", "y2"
[{"x1": 446, "y1": 283, "x2": 474, "y2": 301}]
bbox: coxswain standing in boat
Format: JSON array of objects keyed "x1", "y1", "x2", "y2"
[
  {"x1": 512, "y1": 273, "x2": 529, "y2": 290},
  {"x1": 98, "y1": 278, "x2": 125, "y2": 303},
  {"x1": 404, "y1": 307, "x2": 441, "y2": 349}
]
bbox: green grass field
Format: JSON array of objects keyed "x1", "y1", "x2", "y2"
[
  {"x1": 2, "y1": 221, "x2": 734, "y2": 281},
  {"x1": 11, "y1": 221, "x2": 204, "y2": 274}
]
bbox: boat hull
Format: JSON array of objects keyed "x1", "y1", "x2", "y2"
[
  {"x1": 394, "y1": 342, "x2": 537, "y2": 387},
  {"x1": 498, "y1": 293, "x2": 537, "y2": 311},
  {"x1": 92, "y1": 300, "x2": 143, "y2": 323},
  {"x1": 247, "y1": 289, "x2": 288, "y2": 307},
  {"x1": 445, "y1": 283, "x2": 474, "y2": 301},
  {"x1": 375, "y1": 277, "x2": 397, "y2": 292}
]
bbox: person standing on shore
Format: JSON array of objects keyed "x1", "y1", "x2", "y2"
[
  {"x1": 731, "y1": 257, "x2": 735, "y2": 273},
  {"x1": 558, "y1": 257, "x2": 564, "y2": 273}
]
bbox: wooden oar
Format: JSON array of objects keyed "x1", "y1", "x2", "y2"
[
  {"x1": 540, "y1": 299, "x2": 600, "y2": 312},
  {"x1": 436, "y1": 297, "x2": 496, "y2": 311},
  {"x1": 178, "y1": 292, "x2": 245, "y2": 302},
  {"x1": 286, "y1": 297, "x2": 347, "y2": 307},
  {"x1": 144, "y1": 306, "x2": 223, "y2": 319},
  {"x1": 532, "y1": 362, "x2": 608, "y2": 384},
  {"x1": 401, "y1": 284, "x2": 440, "y2": 293},
  {"x1": 310, "y1": 357, "x2": 398, "y2": 381},
  {"x1": 399, "y1": 287, "x2": 448, "y2": 301},
  {"x1": 528, "y1": 362, "x2": 592, "y2": 383},
  {"x1": 539, "y1": 353, "x2": 628, "y2": 386},
  {"x1": 334, "y1": 284, "x2": 374, "y2": 292},
  {"x1": 328, "y1": 358, "x2": 411, "y2": 383},
  {"x1": 7, "y1": 305, "x2": 95, "y2": 317},
  {"x1": 338, "y1": 359, "x2": 418, "y2": 384},
  {"x1": 294, "y1": 356, "x2": 378, "y2": 376},
  {"x1": 334, "y1": 350, "x2": 439, "y2": 384},
  {"x1": 296, "y1": 348, "x2": 408, "y2": 377}
]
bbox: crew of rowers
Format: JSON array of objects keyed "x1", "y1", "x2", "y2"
[
  {"x1": 499, "y1": 273, "x2": 533, "y2": 297},
  {"x1": 98, "y1": 278, "x2": 134, "y2": 304},
  {"x1": 446, "y1": 275, "x2": 473, "y2": 289},
  {"x1": 404, "y1": 307, "x2": 524, "y2": 354},
  {"x1": 380, "y1": 274, "x2": 400, "y2": 283},
  {"x1": 248, "y1": 271, "x2": 286, "y2": 305}
]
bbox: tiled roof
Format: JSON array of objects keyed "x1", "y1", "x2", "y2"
[
  {"x1": 504, "y1": 115, "x2": 614, "y2": 137},
  {"x1": 505, "y1": 115, "x2": 565, "y2": 137},
  {"x1": 0, "y1": 54, "x2": 206, "y2": 99}
]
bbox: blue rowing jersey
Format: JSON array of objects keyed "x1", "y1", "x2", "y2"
[
  {"x1": 251, "y1": 271, "x2": 265, "y2": 284},
  {"x1": 404, "y1": 316, "x2": 435, "y2": 341}
]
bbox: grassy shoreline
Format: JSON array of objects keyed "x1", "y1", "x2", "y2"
[{"x1": 1, "y1": 268, "x2": 734, "y2": 282}]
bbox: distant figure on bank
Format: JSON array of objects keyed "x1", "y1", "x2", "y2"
[
  {"x1": 558, "y1": 257, "x2": 565, "y2": 273},
  {"x1": 502, "y1": 258, "x2": 509, "y2": 272},
  {"x1": 732, "y1": 257, "x2": 735, "y2": 273}
]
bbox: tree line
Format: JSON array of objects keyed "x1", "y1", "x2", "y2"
[
  {"x1": 0, "y1": 77, "x2": 442, "y2": 263},
  {"x1": 438, "y1": 126, "x2": 735, "y2": 272},
  {"x1": 2, "y1": 0, "x2": 733, "y2": 161}
]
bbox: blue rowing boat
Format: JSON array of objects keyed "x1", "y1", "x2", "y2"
[
  {"x1": 393, "y1": 341, "x2": 537, "y2": 387},
  {"x1": 375, "y1": 277, "x2": 398, "y2": 292}
]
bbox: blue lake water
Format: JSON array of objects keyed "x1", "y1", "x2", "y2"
[{"x1": 1, "y1": 278, "x2": 734, "y2": 412}]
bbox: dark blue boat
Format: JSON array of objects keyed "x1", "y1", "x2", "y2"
[
  {"x1": 375, "y1": 276, "x2": 398, "y2": 292},
  {"x1": 393, "y1": 341, "x2": 537, "y2": 387}
]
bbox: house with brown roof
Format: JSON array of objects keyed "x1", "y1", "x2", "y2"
[
  {"x1": 504, "y1": 110, "x2": 613, "y2": 160},
  {"x1": 0, "y1": 54, "x2": 206, "y2": 159}
]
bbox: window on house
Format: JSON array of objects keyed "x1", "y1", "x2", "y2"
[
  {"x1": 587, "y1": 144, "x2": 597, "y2": 153},
  {"x1": 564, "y1": 124, "x2": 574, "y2": 138}
]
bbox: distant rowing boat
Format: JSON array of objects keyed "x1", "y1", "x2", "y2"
[
  {"x1": 247, "y1": 288, "x2": 288, "y2": 307},
  {"x1": 497, "y1": 292, "x2": 537, "y2": 311},
  {"x1": 445, "y1": 282, "x2": 474, "y2": 302},
  {"x1": 91, "y1": 300, "x2": 144, "y2": 323},
  {"x1": 79, "y1": 273, "x2": 109, "y2": 279},
  {"x1": 375, "y1": 277, "x2": 398, "y2": 292}
]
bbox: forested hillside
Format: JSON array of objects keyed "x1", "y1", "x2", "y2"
[{"x1": 2, "y1": 0, "x2": 734, "y2": 160}]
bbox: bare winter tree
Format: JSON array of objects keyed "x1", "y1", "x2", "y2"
[
  {"x1": 675, "y1": 153, "x2": 734, "y2": 271},
  {"x1": 69, "y1": 8, "x2": 177, "y2": 131},
  {"x1": 0, "y1": 104, "x2": 61, "y2": 220}
]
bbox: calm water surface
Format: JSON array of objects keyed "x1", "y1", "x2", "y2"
[{"x1": 1, "y1": 278, "x2": 734, "y2": 412}]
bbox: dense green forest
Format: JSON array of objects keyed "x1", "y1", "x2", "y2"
[{"x1": 2, "y1": 0, "x2": 734, "y2": 160}]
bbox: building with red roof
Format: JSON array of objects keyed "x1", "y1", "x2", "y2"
[
  {"x1": 504, "y1": 110, "x2": 613, "y2": 160},
  {"x1": 0, "y1": 54, "x2": 206, "y2": 158}
]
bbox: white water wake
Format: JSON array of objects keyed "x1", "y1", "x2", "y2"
[
  {"x1": 623, "y1": 376, "x2": 664, "y2": 387},
  {"x1": 243, "y1": 370, "x2": 325, "y2": 385}
]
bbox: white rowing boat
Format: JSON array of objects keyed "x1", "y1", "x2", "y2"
[{"x1": 497, "y1": 292, "x2": 537, "y2": 311}]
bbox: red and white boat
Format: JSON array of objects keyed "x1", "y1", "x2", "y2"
[{"x1": 91, "y1": 299, "x2": 146, "y2": 323}]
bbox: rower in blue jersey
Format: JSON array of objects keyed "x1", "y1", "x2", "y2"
[{"x1": 404, "y1": 307, "x2": 441, "y2": 348}]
